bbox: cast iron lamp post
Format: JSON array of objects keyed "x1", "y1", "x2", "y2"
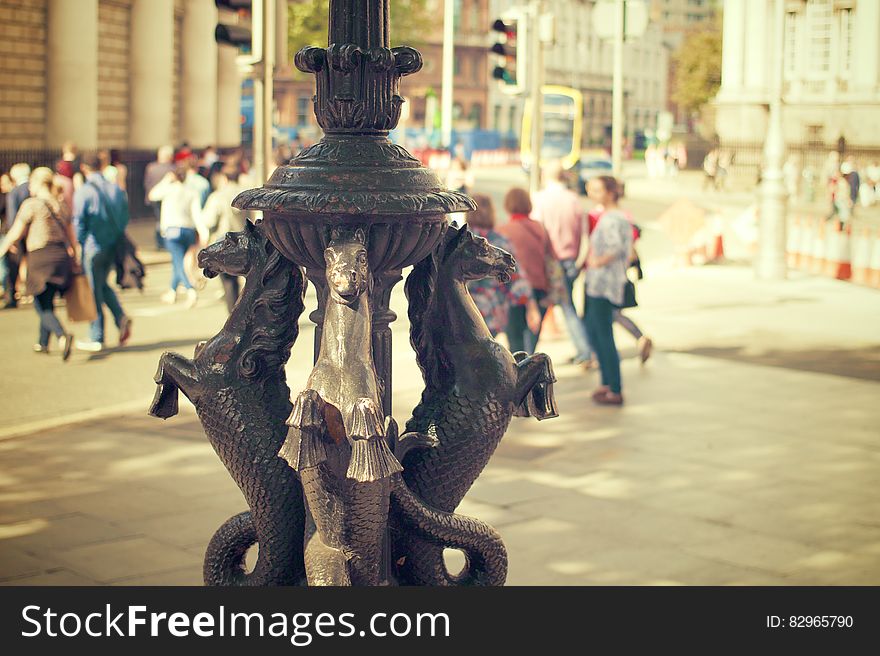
[{"x1": 151, "y1": 0, "x2": 558, "y2": 587}]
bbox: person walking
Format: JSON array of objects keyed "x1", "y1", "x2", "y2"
[
  {"x1": 466, "y1": 193, "x2": 542, "y2": 339},
  {"x1": 2, "y1": 163, "x2": 31, "y2": 309},
  {"x1": 497, "y1": 187, "x2": 555, "y2": 354},
  {"x1": 144, "y1": 145, "x2": 175, "y2": 249},
  {"x1": 148, "y1": 167, "x2": 204, "y2": 307},
  {"x1": 583, "y1": 176, "x2": 633, "y2": 406},
  {"x1": 73, "y1": 154, "x2": 132, "y2": 352},
  {"x1": 587, "y1": 205, "x2": 653, "y2": 364},
  {"x1": 531, "y1": 161, "x2": 593, "y2": 366},
  {"x1": 0, "y1": 168, "x2": 76, "y2": 359},
  {"x1": 201, "y1": 169, "x2": 246, "y2": 312}
]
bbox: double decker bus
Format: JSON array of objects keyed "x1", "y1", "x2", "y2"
[{"x1": 520, "y1": 85, "x2": 583, "y2": 172}]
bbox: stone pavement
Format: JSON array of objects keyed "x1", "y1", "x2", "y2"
[{"x1": 1, "y1": 262, "x2": 878, "y2": 586}]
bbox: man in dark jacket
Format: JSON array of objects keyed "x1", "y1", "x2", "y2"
[
  {"x1": 2, "y1": 163, "x2": 30, "y2": 308},
  {"x1": 73, "y1": 153, "x2": 132, "y2": 351}
]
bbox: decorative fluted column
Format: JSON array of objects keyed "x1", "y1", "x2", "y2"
[
  {"x1": 47, "y1": 0, "x2": 99, "y2": 148},
  {"x1": 181, "y1": 0, "x2": 219, "y2": 148},
  {"x1": 130, "y1": 0, "x2": 175, "y2": 149}
]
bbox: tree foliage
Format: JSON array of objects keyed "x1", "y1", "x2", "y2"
[
  {"x1": 671, "y1": 24, "x2": 723, "y2": 114},
  {"x1": 288, "y1": 0, "x2": 432, "y2": 58}
]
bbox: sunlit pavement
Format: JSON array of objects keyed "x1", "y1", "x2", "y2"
[{"x1": 1, "y1": 247, "x2": 878, "y2": 584}]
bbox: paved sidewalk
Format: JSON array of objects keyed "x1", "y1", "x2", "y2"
[{"x1": 1, "y1": 264, "x2": 878, "y2": 585}]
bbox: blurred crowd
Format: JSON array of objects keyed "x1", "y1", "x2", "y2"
[
  {"x1": 449, "y1": 159, "x2": 651, "y2": 407},
  {"x1": 0, "y1": 141, "x2": 266, "y2": 361}
]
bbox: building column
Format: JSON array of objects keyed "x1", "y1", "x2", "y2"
[
  {"x1": 852, "y1": 0, "x2": 880, "y2": 93},
  {"x1": 217, "y1": 43, "x2": 242, "y2": 148},
  {"x1": 181, "y1": 0, "x2": 219, "y2": 147},
  {"x1": 47, "y1": 0, "x2": 99, "y2": 149},
  {"x1": 130, "y1": 0, "x2": 175, "y2": 150},
  {"x1": 717, "y1": 0, "x2": 746, "y2": 99},
  {"x1": 742, "y1": 0, "x2": 770, "y2": 98}
]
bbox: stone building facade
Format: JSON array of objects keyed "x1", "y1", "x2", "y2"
[
  {"x1": 0, "y1": 0, "x2": 241, "y2": 152},
  {"x1": 715, "y1": 0, "x2": 880, "y2": 146},
  {"x1": 488, "y1": 0, "x2": 670, "y2": 147}
]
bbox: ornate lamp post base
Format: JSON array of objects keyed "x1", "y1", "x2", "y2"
[{"x1": 150, "y1": 0, "x2": 558, "y2": 586}]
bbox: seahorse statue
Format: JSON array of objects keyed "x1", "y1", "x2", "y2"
[
  {"x1": 391, "y1": 224, "x2": 558, "y2": 586},
  {"x1": 148, "y1": 220, "x2": 308, "y2": 586},
  {"x1": 278, "y1": 226, "x2": 403, "y2": 586}
]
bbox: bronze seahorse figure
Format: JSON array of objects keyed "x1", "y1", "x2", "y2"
[
  {"x1": 391, "y1": 224, "x2": 558, "y2": 586},
  {"x1": 149, "y1": 220, "x2": 308, "y2": 586}
]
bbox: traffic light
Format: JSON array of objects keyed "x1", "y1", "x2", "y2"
[
  {"x1": 215, "y1": 0, "x2": 261, "y2": 65},
  {"x1": 490, "y1": 16, "x2": 526, "y2": 95}
]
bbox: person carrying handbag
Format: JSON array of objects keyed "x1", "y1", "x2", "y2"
[
  {"x1": 497, "y1": 187, "x2": 557, "y2": 354},
  {"x1": 583, "y1": 176, "x2": 633, "y2": 406},
  {"x1": 72, "y1": 153, "x2": 133, "y2": 352},
  {"x1": 0, "y1": 168, "x2": 77, "y2": 360}
]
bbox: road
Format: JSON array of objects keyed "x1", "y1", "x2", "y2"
[{"x1": 1, "y1": 164, "x2": 878, "y2": 435}]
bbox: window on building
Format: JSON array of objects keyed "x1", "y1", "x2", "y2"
[
  {"x1": 493, "y1": 104, "x2": 502, "y2": 131},
  {"x1": 454, "y1": 55, "x2": 462, "y2": 77},
  {"x1": 453, "y1": 0, "x2": 462, "y2": 31},
  {"x1": 296, "y1": 97, "x2": 310, "y2": 126},
  {"x1": 839, "y1": 7, "x2": 854, "y2": 78},
  {"x1": 805, "y1": 124, "x2": 824, "y2": 144},
  {"x1": 469, "y1": 103, "x2": 483, "y2": 129},
  {"x1": 508, "y1": 105, "x2": 517, "y2": 133},
  {"x1": 806, "y1": 0, "x2": 832, "y2": 74},
  {"x1": 453, "y1": 102, "x2": 464, "y2": 121}
]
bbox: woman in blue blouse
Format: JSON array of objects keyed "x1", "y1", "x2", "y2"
[{"x1": 584, "y1": 176, "x2": 633, "y2": 405}]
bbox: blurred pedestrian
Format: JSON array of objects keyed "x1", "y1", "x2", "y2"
[
  {"x1": 497, "y1": 188, "x2": 556, "y2": 354},
  {"x1": 0, "y1": 168, "x2": 77, "y2": 359},
  {"x1": 99, "y1": 149, "x2": 128, "y2": 192},
  {"x1": 587, "y1": 205, "x2": 653, "y2": 364},
  {"x1": 841, "y1": 158, "x2": 860, "y2": 217},
  {"x1": 56, "y1": 142, "x2": 83, "y2": 188},
  {"x1": 702, "y1": 149, "x2": 718, "y2": 191},
  {"x1": 2, "y1": 162, "x2": 31, "y2": 309},
  {"x1": 466, "y1": 193, "x2": 541, "y2": 339},
  {"x1": 584, "y1": 176, "x2": 633, "y2": 406},
  {"x1": 783, "y1": 154, "x2": 801, "y2": 201},
  {"x1": 531, "y1": 161, "x2": 592, "y2": 365},
  {"x1": 148, "y1": 167, "x2": 203, "y2": 307},
  {"x1": 73, "y1": 153, "x2": 132, "y2": 352},
  {"x1": 144, "y1": 145, "x2": 175, "y2": 249},
  {"x1": 201, "y1": 169, "x2": 245, "y2": 312}
]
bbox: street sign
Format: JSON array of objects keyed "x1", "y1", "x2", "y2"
[{"x1": 592, "y1": 0, "x2": 648, "y2": 40}]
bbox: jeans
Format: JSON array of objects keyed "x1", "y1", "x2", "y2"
[
  {"x1": 584, "y1": 295, "x2": 622, "y2": 394},
  {"x1": 506, "y1": 289, "x2": 548, "y2": 354},
  {"x1": 84, "y1": 244, "x2": 125, "y2": 343},
  {"x1": 33, "y1": 282, "x2": 66, "y2": 347},
  {"x1": 559, "y1": 258, "x2": 592, "y2": 360},
  {"x1": 613, "y1": 310, "x2": 643, "y2": 341},
  {"x1": 165, "y1": 228, "x2": 197, "y2": 291},
  {"x1": 2, "y1": 250, "x2": 21, "y2": 304}
]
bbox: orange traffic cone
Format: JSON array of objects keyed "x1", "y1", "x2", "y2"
[
  {"x1": 828, "y1": 223, "x2": 852, "y2": 281},
  {"x1": 787, "y1": 216, "x2": 801, "y2": 269},
  {"x1": 869, "y1": 230, "x2": 880, "y2": 289},
  {"x1": 852, "y1": 228, "x2": 872, "y2": 285},
  {"x1": 811, "y1": 220, "x2": 827, "y2": 275},
  {"x1": 799, "y1": 217, "x2": 815, "y2": 271},
  {"x1": 824, "y1": 223, "x2": 840, "y2": 277}
]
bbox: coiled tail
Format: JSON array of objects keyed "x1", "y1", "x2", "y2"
[{"x1": 390, "y1": 475, "x2": 507, "y2": 586}]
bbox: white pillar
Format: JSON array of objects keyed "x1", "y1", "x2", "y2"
[
  {"x1": 718, "y1": 0, "x2": 746, "y2": 98},
  {"x1": 743, "y1": 0, "x2": 769, "y2": 98},
  {"x1": 130, "y1": 0, "x2": 175, "y2": 149},
  {"x1": 181, "y1": 0, "x2": 219, "y2": 148},
  {"x1": 217, "y1": 44, "x2": 242, "y2": 148},
  {"x1": 47, "y1": 0, "x2": 99, "y2": 148},
  {"x1": 852, "y1": 0, "x2": 880, "y2": 92}
]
